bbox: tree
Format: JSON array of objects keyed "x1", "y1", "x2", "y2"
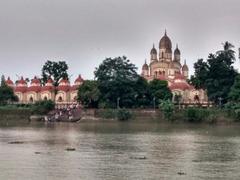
[
  {"x1": 149, "y1": 79, "x2": 172, "y2": 104},
  {"x1": 94, "y1": 56, "x2": 139, "y2": 108},
  {"x1": 77, "y1": 80, "x2": 100, "y2": 108},
  {"x1": 217, "y1": 41, "x2": 235, "y2": 65},
  {"x1": 205, "y1": 52, "x2": 237, "y2": 104},
  {"x1": 133, "y1": 76, "x2": 152, "y2": 108},
  {"x1": 189, "y1": 59, "x2": 209, "y2": 89},
  {"x1": 159, "y1": 100, "x2": 174, "y2": 120},
  {"x1": 190, "y1": 42, "x2": 237, "y2": 104},
  {"x1": 41, "y1": 60, "x2": 69, "y2": 87},
  {"x1": 0, "y1": 75, "x2": 18, "y2": 105},
  {"x1": 228, "y1": 75, "x2": 240, "y2": 102}
]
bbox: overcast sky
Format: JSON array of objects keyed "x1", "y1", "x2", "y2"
[{"x1": 0, "y1": 0, "x2": 240, "y2": 82}]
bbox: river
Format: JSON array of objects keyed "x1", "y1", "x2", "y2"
[{"x1": 0, "y1": 121, "x2": 240, "y2": 180}]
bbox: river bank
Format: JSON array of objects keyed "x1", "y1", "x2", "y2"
[{"x1": 0, "y1": 107, "x2": 238, "y2": 125}]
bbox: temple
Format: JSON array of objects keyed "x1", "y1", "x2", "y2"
[
  {"x1": 5, "y1": 75, "x2": 84, "y2": 104},
  {"x1": 141, "y1": 31, "x2": 208, "y2": 103}
]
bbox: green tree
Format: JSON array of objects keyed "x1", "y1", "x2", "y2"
[
  {"x1": 41, "y1": 60, "x2": 69, "y2": 87},
  {"x1": 0, "y1": 75, "x2": 18, "y2": 105},
  {"x1": 94, "y1": 56, "x2": 139, "y2": 108},
  {"x1": 149, "y1": 79, "x2": 172, "y2": 104},
  {"x1": 228, "y1": 74, "x2": 240, "y2": 102},
  {"x1": 189, "y1": 59, "x2": 209, "y2": 89},
  {"x1": 205, "y1": 52, "x2": 237, "y2": 103},
  {"x1": 133, "y1": 77, "x2": 152, "y2": 108},
  {"x1": 77, "y1": 80, "x2": 100, "y2": 108},
  {"x1": 190, "y1": 42, "x2": 237, "y2": 104},
  {"x1": 159, "y1": 100, "x2": 174, "y2": 120},
  {"x1": 217, "y1": 41, "x2": 235, "y2": 65},
  {"x1": 31, "y1": 100, "x2": 55, "y2": 115}
]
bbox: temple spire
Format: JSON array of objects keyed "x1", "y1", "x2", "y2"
[{"x1": 164, "y1": 29, "x2": 167, "y2": 36}]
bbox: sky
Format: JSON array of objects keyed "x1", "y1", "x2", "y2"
[{"x1": 0, "y1": 0, "x2": 240, "y2": 83}]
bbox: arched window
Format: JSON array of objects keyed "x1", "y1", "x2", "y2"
[
  {"x1": 44, "y1": 96, "x2": 48, "y2": 101},
  {"x1": 58, "y1": 96, "x2": 63, "y2": 102},
  {"x1": 29, "y1": 97, "x2": 33, "y2": 103},
  {"x1": 73, "y1": 96, "x2": 77, "y2": 102},
  {"x1": 194, "y1": 95, "x2": 200, "y2": 102}
]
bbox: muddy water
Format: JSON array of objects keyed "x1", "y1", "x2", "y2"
[{"x1": 0, "y1": 121, "x2": 240, "y2": 180}]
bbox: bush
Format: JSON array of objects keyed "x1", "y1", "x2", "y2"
[
  {"x1": 117, "y1": 108, "x2": 132, "y2": 121},
  {"x1": 98, "y1": 109, "x2": 117, "y2": 119},
  {"x1": 31, "y1": 100, "x2": 55, "y2": 115},
  {"x1": 159, "y1": 100, "x2": 174, "y2": 121},
  {"x1": 184, "y1": 108, "x2": 210, "y2": 123},
  {"x1": 224, "y1": 102, "x2": 240, "y2": 121}
]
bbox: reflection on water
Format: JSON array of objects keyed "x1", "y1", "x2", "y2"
[{"x1": 0, "y1": 121, "x2": 240, "y2": 180}]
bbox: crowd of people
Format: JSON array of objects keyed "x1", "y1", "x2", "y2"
[{"x1": 45, "y1": 103, "x2": 82, "y2": 122}]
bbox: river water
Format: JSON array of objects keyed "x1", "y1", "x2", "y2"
[{"x1": 0, "y1": 121, "x2": 240, "y2": 180}]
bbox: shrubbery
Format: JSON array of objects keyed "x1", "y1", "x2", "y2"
[
  {"x1": 224, "y1": 102, "x2": 240, "y2": 121},
  {"x1": 97, "y1": 108, "x2": 132, "y2": 121},
  {"x1": 117, "y1": 108, "x2": 132, "y2": 121},
  {"x1": 31, "y1": 100, "x2": 55, "y2": 115},
  {"x1": 184, "y1": 108, "x2": 210, "y2": 123},
  {"x1": 159, "y1": 100, "x2": 174, "y2": 121},
  {"x1": 98, "y1": 109, "x2": 117, "y2": 119}
]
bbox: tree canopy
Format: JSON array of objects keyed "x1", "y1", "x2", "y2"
[
  {"x1": 89, "y1": 56, "x2": 173, "y2": 108},
  {"x1": 41, "y1": 60, "x2": 69, "y2": 87},
  {"x1": 190, "y1": 42, "x2": 237, "y2": 104},
  {"x1": 94, "y1": 56, "x2": 139, "y2": 108},
  {"x1": 0, "y1": 75, "x2": 18, "y2": 105},
  {"x1": 77, "y1": 80, "x2": 100, "y2": 108},
  {"x1": 228, "y1": 75, "x2": 240, "y2": 102},
  {"x1": 149, "y1": 79, "x2": 172, "y2": 103}
]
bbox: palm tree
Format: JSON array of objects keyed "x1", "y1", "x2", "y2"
[{"x1": 217, "y1": 41, "x2": 236, "y2": 66}]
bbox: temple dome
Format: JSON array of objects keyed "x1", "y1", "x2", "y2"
[
  {"x1": 142, "y1": 61, "x2": 149, "y2": 70},
  {"x1": 17, "y1": 77, "x2": 27, "y2": 85},
  {"x1": 174, "y1": 45, "x2": 180, "y2": 55},
  {"x1": 159, "y1": 31, "x2": 172, "y2": 49},
  {"x1": 150, "y1": 44, "x2": 157, "y2": 54},
  {"x1": 74, "y1": 75, "x2": 84, "y2": 84},
  {"x1": 30, "y1": 76, "x2": 41, "y2": 85},
  {"x1": 57, "y1": 78, "x2": 70, "y2": 92},
  {"x1": 182, "y1": 60, "x2": 189, "y2": 71},
  {"x1": 27, "y1": 76, "x2": 41, "y2": 92},
  {"x1": 5, "y1": 77, "x2": 14, "y2": 86}
]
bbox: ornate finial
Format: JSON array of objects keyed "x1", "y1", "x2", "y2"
[
  {"x1": 153, "y1": 43, "x2": 155, "y2": 48},
  {"x1": 184, "y1": 59, "x2": 186, "y2": 64},
  {"x1": 176, "y1": 44, "x2": 178, "y2": 49},
  {"x1": 164, "y1": 29, "x2": 167, "y2": 36},
  {"x1": 145, "y1": 59, "x2": 147, "y2": 64}
]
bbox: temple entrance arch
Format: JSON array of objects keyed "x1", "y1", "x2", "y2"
[
  {"x1": 194, "y1": 94, "x2": 200, "y2": 102},
  {"x1": 29, "y1": 97, "x2": 33, "y2": 103},
  {"x1": 58, "y1": 96, "x2": 63, "y2": 102}
]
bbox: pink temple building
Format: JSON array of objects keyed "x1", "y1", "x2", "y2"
[
  {"x1": 5, "y1": 75, "x2": 84, "y2": 104},
  {"x1": 141, "y1": 31, "x2": 208, "y2": 103}
]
